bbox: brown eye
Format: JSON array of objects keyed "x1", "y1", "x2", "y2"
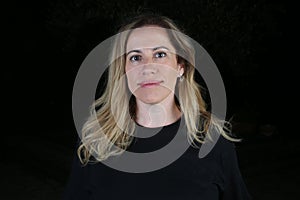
[{"x1": 130, "y1": 55, "x2": 142, "y2": 62}]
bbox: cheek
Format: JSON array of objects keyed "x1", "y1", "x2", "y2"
[
  {"x1": 126, "y1": 73, "x2": 134, "y2": 92},
  {"x1": 125, "y1": 62, "x2": 130, "y2": 73},
  {"x1": 160, "y1": 66, "x2": 178, "y2": 88},
  {"x1": 125, "y1": 67, "x2": 139, "y2": 93}
]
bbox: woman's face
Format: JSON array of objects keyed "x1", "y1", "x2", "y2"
[{"x1": 125, "y1": 26, "x2": 184, "y2": 104}]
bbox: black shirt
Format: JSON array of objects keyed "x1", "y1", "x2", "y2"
[{"x1": 62, "y1": 118, "x2": 252, "y2": 200}]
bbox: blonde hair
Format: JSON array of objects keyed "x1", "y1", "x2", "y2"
[{"x1": 78, "y1": 14, "x2": 240, "y2": 165}]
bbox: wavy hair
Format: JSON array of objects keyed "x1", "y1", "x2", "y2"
[{"x1": 78, "y1": 14, "x2": 240, "y2": 165}]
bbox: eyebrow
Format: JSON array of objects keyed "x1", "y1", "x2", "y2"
[{"x1": 126, "y1": 46, "x2": 170, "y2": 56}]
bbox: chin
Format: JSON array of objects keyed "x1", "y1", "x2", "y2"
[
  {"x1": 134, "y1": 93, "x2": 166, "y2": 105},
  {"x1": 140, "y1": 98, "x2": 164, "y2": 105},
  {"x1": 134, "y1": 89, "x2": 172, "y2": 105}
]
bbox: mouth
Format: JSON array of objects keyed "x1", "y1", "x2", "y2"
[{"x1": 139, "y1": 80, "x2": 163, "y2": 88}]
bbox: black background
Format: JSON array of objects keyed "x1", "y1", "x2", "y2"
[{"x1": 3, "y1": 0, "x2": 298, "y2": 199}]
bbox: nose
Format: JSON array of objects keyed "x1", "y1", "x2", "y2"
[
  {"x1": 142, "y1": 64, "x2": 158, "y2": 75},
  {"x1": 141, "y1": 52, "x2": 157, "y2": 75}
]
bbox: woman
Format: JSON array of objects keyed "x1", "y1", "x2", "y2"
[{"x1": 63, "y1": 13, "x2": 252, "y2": 199}]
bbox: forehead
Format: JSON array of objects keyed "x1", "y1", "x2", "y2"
[{"x1": 126, "y1": 26, "x2": 175, "y2": 52}]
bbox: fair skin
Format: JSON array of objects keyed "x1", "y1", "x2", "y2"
[{"x1": 125, "y1": 26, "x2": 184, "y2": 128}]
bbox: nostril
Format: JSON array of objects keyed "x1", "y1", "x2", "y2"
[{"x1": 142, "y1": 69, "x2": 156, "y2": 75}]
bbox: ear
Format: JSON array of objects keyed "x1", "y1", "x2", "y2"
[{"x1": 178, "y1": 64, "x2": 184, "y2": 76}]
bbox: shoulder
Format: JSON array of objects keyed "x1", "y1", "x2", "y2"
[
  {"x1": 198, "y1": 129, "x2": 236, "y2": 161},
  {"x1": 215, "y1": 134, "x2": 236, "y2": 155}
]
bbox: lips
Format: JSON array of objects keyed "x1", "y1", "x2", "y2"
[{"x1": 139, "y1": 80, "x2": 163, "y2": 88}]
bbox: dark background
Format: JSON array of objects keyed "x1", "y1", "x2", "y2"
[{"x1": 3, "y1": 0, "x2": 297, "y2": 199}]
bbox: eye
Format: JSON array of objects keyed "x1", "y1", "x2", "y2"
[
  {"x1": 129, "y1": 55, "x2": 142, "y2": 62},
  {"x1": 154, "y1": 52, "x2": 167, "y2": 58}
]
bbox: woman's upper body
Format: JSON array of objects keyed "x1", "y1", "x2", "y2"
[
  {"x1": 62, "y1": 117, "x2": 252, "y2": 200},
  {"x1": 66, "y1": 13, "x2": 252, "y2": 200}
]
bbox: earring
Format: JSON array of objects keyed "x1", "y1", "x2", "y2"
[
  {"x1": 178, "y1": 65, "x2": 184, "y2": 82},
  {"x1": 178, "y1": 73, "x2": 184, "y2": 82},
  {"x1": 180, "y1": 75, "x2": 184, "y2": 82}
]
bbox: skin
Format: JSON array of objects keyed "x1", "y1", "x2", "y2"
[{"x1": 125, "y1": 26, "x2": 184, "y2": 128}]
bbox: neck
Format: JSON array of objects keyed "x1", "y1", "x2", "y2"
[{"x1": 135, "y1": 93, "x2": 181, "y2": 128}]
